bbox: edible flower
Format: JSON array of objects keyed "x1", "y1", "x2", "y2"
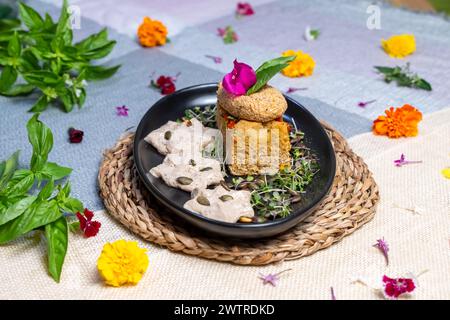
[
  {"x1": 217, "y1": 26, "x2": 238, "y2": 44},
  {"x1": 373, "y1": 238, "x2": 389, "y2": 265},
  {"x1": 286, "y1": 87, "x2": 307, "y2": 94},
  {"x1": 68, "y1": 127, "x2": 84, "y2": 143},
  {"x1": 382, "y1": 275, "x2": 416, "y2": 299},
  {"x1": 358, "y1": 99, "x2": 376, "y2": 108},
  {"x1": 304, "y1": 26, "x2": 320, "y2": 41},
  {"x1": 222, "y1": 59, "x2": 256, "y2": 96},
  {"x1": 330, "y1": 287, "x2": 337, "y2": 300},
  {"x1": 258, "y1": 269, "x2": 291, "y2": 287},
  {"x1": 137, "y1": 17, "x2": 168, "y2": 47},
  {"x1": 442, "y1": 168, "x2": 450, "y2": 179},
  {"x1": 76, "y1": 208, "x2": 101, "y2": 238},
  {"x1": 116, "y1": 105, "x2": 129, "y2": 117},
  {"x1": 394, "y1": 154, "x2": 422, "y2": 167},
  {"x1": 372, "y1": 104, "x2": 422, "y2": 138},
  {"x1": 97, "y1": 240, "x2": 149, "y2": 287},
  {"x1": 205, "y1": 54, "x2": 223, "y2": 64},
  {"x1": 381, "y1": 34, "x2": 416, "y2": 58},
  {"x1": 150, "y1": 74, "x2": 179, "y2": 95},
  {"x1": 281, "y1": 50, "x2": 315, "y2": 78},
  {"x1": 236, "y1": 2, "x2": 254, "y2": 17}
]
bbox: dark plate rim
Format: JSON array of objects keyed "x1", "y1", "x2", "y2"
[{"x1": 133, "y1": 83, "x2": 336, "y2": 231}]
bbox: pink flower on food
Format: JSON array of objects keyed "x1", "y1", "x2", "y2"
[
  {"x1": 382, "y1": 275, "x2": 416, "y2": 299},
  {"x1": 236, "y1": 2, "x2": 255, "y2": 16},
  {"x1": 373, "y1": 238, "x2": 389, "y2": 265},
  {"x1": 116, "y1": 105, "x2": 129, "y2": 116},
  {"x1": 222, "y1": 59, "x2": 256, "y2": 96}
]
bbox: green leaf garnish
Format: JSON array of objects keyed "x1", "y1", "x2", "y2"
[
  {"x1": 246, "y1": 55, "x2": 296, "y2": 95},
  {"x1": 375, "y1": 63, "x2": 432, "y2": 91}
]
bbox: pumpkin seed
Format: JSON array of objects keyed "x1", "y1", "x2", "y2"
[
  {"x1": 164, "y1": 131, "x2": 172, "y2": 140},
  {"x1": 196, "y1": 195, "x2": 210, "y2": 206},
  {"x1": 189, "y1": 159, "x2": 196, "y2": 166},
  {"x1": 176, "y1": 176, "x2": 193, "y2": 185},
  {"x1": 291, "y1": 195, "x2": 302, "y2": 203},
  {"x1": 220, "y1": 180, "x2": 231, "y2": 191},
  {"x1": 199, "y1": 167, "x2": 212, "y2": 172},
  {"x1": 219, "y1": 194, "x2": 233, "y2": 202},
  {"x1": 239, "y1": 216, "x2": 252, "y2": 223}
]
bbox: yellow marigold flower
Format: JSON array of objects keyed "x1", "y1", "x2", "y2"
[
  {"x1": 281, "y1": 50, "x2": 315, "y2": 78},
  {"x1": 137, "y1": 17, "x2": 168, "y2": 47},
  {"x1": 442, "y1": 168, "x2": 450, "y2": 179},
  {"x1": 381, "y1": 34, "x2": 416, "y2": 58},
  {"x1": 97, "y1": 240, "x2": 149, "y2": 287}
]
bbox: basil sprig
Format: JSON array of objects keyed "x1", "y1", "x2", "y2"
[
  {"x1": 0, "y1": 114, "x2": 83, "y2": 282},
  {"x1": 246, "y1": 55, "x2": 296, "y2": 95},
  {"x1": 375, "y1": 63, "x2": 432, "y2": 91},
  {"x1": 0, "y1": 0, "x2": 120, "y2": 112}
]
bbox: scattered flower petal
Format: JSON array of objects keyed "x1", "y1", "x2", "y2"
[
  {"x1": 441, "y1": 168, "x2": 450, "y2": 179},
  {"x1": 393, "y1": 203, "x2": 424, "y2": 215},
  {"x1": 286, "y1": 87, "x2": 308, "y2": 94},
  {"x1": 68, "y1": 127, "x2": 84, "y2": 143},
  {"x1": 382, "y1": 275, "x2": 415, "y2": 299},
  {"x1": 97, "y1": 240, "x2": 149, "y2": 287},
  {"x1": 304, "y1": 26, "x2": 320, "y2": 41},
  {"x1": 373, "y1": 238, "x2": 389, "y2": 266},
  {"x1": 381, "y1": 34, "x2": 416, "y2": 58},
  {"x1": 116, "y1": 105, "x2": 129, "y2": 117},
  {"x1": 137, "y1": 17, "x2": 168, "y2": 47},
  {"x1": 205, "y1": 55, "x2": 222, "y2": 64},
  {"x1": 217, "y1": 26, "x2": 238, "y2": 44},
  {"x1": 236, "y1": 2, "x2": 254, "y2": 17},
  {"x1": 281, "y1": 50, "x2": 315, "y2": 78},
  {"x1": 150, "y1": 73, "x2": 179, "y2": 95},
  {"x1": 358, "y1": 99, "x2": 376, "y2": 108},
  {"x1": 222, "y1": 59, "x2": 256, "y2": 96},
  {"x1": 373, "y1": 104, "x2": 422, "y2": 138},
  {"x1": 330, "y1": 287, "x2": 336, "y2": 300},
  {"x1": 394, "y1": 153, "x2": 422, "y2": 167},
  {"x1": 258, "y1": 269, "x2": 291, "y2": 287},
  {"x1": 76, "y1": 208, "x2": 101, "y2": 238}
]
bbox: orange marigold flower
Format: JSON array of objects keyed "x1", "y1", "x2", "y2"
[
  {"x1": 373, "y1": 104, "x2": 422, "y2": 138},
  {"x1": 137, "y1": 17, "x2": 168, "y2": 47}
]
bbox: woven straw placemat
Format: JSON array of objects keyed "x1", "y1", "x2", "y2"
[{"x1": 98, "y1": 122, "x2": 379, "y2": 265}]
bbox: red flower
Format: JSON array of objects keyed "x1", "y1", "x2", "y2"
[
  {"x1": 151, "y1": 74, "x2": 178, "y2": 95},
  {"x1": 68, "y1": 128, "x2": 84, "y2": 143},
  {"x1": 76, "y1": 208, "x2": 101, "y2": 238},
  {"x1": 382, "y1": 275, "x2": 416, "y2": 299},
  {"x1": 236, "y1": 2, "x2": 254, "y2": 16}
]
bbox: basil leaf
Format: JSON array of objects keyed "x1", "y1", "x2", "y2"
[
  {"x1": 68, "y1": 220, "x2": 80, "y2": 233},
  {"x1": 83, "y1": 64, "x2": 120, "y2": 80},
  {"x1": 246, "y1": 56, "x2": 296, "y2": 95},
  {"x1": 0, "y1": 195, "x2": 37, "y2": 226},
  {"x1": 7, "y1": 31, "x2": 21, "y2": 57},
  {"x1": 0, "y1": 65, "x2": 18, "y2": 91},
  {"x1": 27, "y1": 114, "x2": 53, "y2": 172},
  {"x1": 0, "y1": 4, "x2": 14, "y2": 19},
  {"x1": 45, "y1": 216, "x2": 68, "y2": 282},
  {"x1": 374, "y1": 66, "x2": 394, "y2": 75},
  {"x1": 3, "y1": 169, "x2": 34, "y2": 197},
  {"x1": 75, "y1": 28, "x2": 109, "y2": 51},
  {"x1": 79, "y1": 41, "x2": 116, "y2": 60},
  {"x1": 415, "y1": 78, "x2": 432, "y2": 91},
  {"x1": 39, "y1": 162, "x2": 72, "y2": 180},
  {"x1": 59, "y1": 197, "x2": 83, "y2": 214},
  {"x1": 0, "y1": 200, "x2": 60, "y2": 244},
  {"x1": 0, "y1": 19, "x2": 21, "y2": 32},
  {"x1": 23, "y1": 70, "x2": 61, "y2": 86},
  {"x1": 0, "y1": 150, "x2": 19, "y2": 190},
  {"x1": 18, "y1": 2, "x2": 44, "y2": 31},
  {"x1": 55, "y1": 0, "x2": 69, "y2": 36},
  {"x1": 37, "y1": 178, "x2": 54, "y2": 200},
  {"x1": 29, "y1": 95, "x2": 50, "y2": 113},
  {"x1": 0, "y1": 83, "x2": 35, "y2": 96}
]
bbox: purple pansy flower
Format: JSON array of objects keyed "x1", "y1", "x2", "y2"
[
  {"x1": 222, "y1": 59, "x2": 256, "y2": 96},
  {"x1": 394, "y1": 154, "x2": 422, "y2": 167},
  {"x1": 116, "y1": 105, "x2": 129, "y2": 117}
]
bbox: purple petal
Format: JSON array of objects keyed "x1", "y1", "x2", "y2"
[
  {"x1": 222, "y1": 73, "x2": 247, "y2": 95},
  {"x1": 233, "y1": 59, "x2": 256, "y2": 88}
]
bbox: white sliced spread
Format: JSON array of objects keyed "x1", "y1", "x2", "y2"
[
  {"x1": 144, "y1": 118, "x2": 219, "y2": 157},
  {"x1": 183, "y1": 186, "x2": 254, "y2": 223},
  {"x1": 149, "y1": 153, "x2": 223, "y2": 192}
]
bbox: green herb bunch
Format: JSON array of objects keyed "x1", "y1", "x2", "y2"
[
  {"x1": 0, "y1": 114, "x2": 84, "y2": 282},
  {"x1": 375, "y1": 63, "x2": 432, "y2": 91},
  {"x1": 0, "y1": 0, "x2": 120, "y2": 112}
]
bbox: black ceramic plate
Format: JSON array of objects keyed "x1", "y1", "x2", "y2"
[{"x1": 134, "y1": 83, "x2": 336, "y2": 239}]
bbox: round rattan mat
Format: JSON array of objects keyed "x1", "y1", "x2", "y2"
[{"x1": 98, "y1": 122, "x2": 379, "y2": 265}]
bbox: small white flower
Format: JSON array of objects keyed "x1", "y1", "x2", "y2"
[
  {"x1": 74, "y1": 88, "x2": 82, "y2": 98},
  {"x1": 304, "y1": 26, "x2": 320, "y2": 41},
  {"x1": 65, "y1": 78, "x2": 74, "y2": 86},
  {"x1": 81, "y1": 80, "x2": 88, "y2": 87}
]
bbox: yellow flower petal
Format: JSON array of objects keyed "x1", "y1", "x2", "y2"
[
  {"x1": 442, "y1": 168, "x2": 450, "y2": 179},
  {"x1": 97, "y1": 240, "x2": 149, "y2": 287},
  {"x1": 281, "y1": 50, "x2": 315, "y2": 78},
  {"x1": 381, "y1": 34, "x2": 416, "y2": 58}
]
